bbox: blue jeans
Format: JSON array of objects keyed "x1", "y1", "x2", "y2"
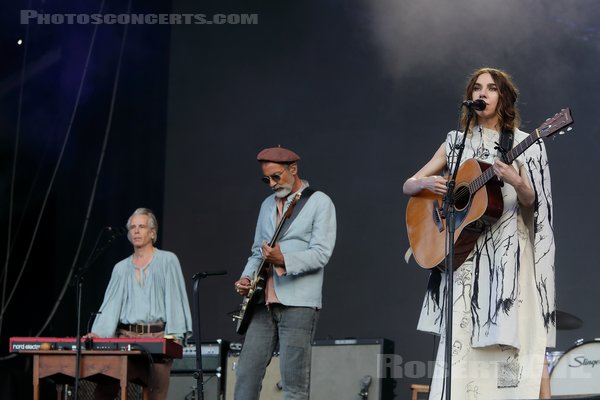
[{"x1": 234, "y1": 304, "x2": 319, "y2": 400}]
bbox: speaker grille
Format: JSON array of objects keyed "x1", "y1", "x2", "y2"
[{"x1": 310, "y1": 338, "x2": 395, "y2": 400}]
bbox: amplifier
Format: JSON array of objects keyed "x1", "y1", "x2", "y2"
[
  {"x1": 224, "y1": 339, "x2": 395, "y2": 399},
  {"x1": 172, "y1": 340, "x2": 228, "y2": 373},
  {"x1": 225, "y1": 353, "x2": 281, "y2": 400},
  {"x1": 310, "y1": 338, "x2": 395, "y2": 400}
]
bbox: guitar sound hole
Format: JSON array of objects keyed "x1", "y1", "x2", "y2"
[{"x1": 454, "y1": 185, "x2": 471, "y2": 211}]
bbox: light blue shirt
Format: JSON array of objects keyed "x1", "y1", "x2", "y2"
[
  {"x1": 241, "y1": 182, "x2": 337, "y2": 308},
  {"x1": 91, "y1": 249, "x2": 193, "y2": 340}
]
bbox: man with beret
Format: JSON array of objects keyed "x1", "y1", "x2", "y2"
[{"x1": 233, "y1": 146, "x2": 337, "y2": 400}]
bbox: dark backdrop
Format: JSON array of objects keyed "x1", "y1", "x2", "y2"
[
  {"x1": 163, "y1": 0, "x2": 600, "y2": 397},
  {"x1": 1, "y1": 0, "x2": 599, "y2": 399},
  {"x1": 0, "y1": 0, "x2": 171, "y2": 397}
]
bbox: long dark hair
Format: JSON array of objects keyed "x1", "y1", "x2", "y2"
[{"x1": 460, "y1": 67, "x2": 520, "y2": 133}]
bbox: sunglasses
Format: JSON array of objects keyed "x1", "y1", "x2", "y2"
[{"x1": 261, "y1": 169, "x2": 287, "y2": 184}]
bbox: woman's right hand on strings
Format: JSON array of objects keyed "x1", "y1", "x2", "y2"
[
  {"x1": 403, "y1": 143, "x2": 449, "y2": 196},
  {"x1": 421, "y1": 175, "x2": 448, "y2": 195}
]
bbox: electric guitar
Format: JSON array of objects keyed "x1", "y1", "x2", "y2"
[
  {"x1": 406, "y1": 108, "x2": 573, "y2": 269},
  {"x1": 233, "y1": 192, "x2": 302, "y2": 334}
]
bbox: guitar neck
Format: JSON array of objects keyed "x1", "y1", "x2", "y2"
[
  {"x1": 255, "y1": 214, "x2": 286, "y2": 277},
  {"x1": 255, "y1": 196, "x2": 300, "y2": 278},
  {"x1": 268, "y1": 209, "x2": 289, "y2": 247},
  {"x1": 467, "y1": 129, "x2": 541, "y2": 193}
]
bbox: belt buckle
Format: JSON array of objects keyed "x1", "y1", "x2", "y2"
[{"x1": 135, "y1": 324, "x2": 145, "y2": 334}]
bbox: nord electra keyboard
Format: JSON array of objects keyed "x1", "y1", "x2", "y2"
[{"x1": 9, "y1": 337, "x2": 183, "y2": 359}]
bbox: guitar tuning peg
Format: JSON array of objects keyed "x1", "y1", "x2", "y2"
[{"x1": 567, "y1": 127, "x2": 573, "y2": 131}]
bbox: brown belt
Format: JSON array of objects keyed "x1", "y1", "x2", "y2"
[{"x1": 118, "y1": 322, "x2": 165, "y2": 334}]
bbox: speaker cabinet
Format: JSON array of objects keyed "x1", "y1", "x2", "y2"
[
  {"x1": 310, "y1": 338, "x2": 395, "y2": 400},
  {"x1": 167, "y1": 372, "x2": 221, "y2": 400},
  {"x1": 225, "y1": 354, "x2": 281, "y2": 400},
  {"x1": 173, "y1": 341, "x2": 228, "y2": 374}
]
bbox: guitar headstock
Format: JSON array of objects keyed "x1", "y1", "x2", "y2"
[{"x1": 537, "y1": 108, "x2": 574, "y2": 138}]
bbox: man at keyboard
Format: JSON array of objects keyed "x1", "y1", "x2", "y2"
[{"x1": 87, "y1": 207, "x2": 192, "y2": 400}]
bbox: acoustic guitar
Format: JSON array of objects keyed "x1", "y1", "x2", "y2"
[
  {"x1": 406, "y1": 108, "x2": 573, "y2": 269},
  {"x1": 233, "y1": 191, "x2": 302, "y2": 334}
]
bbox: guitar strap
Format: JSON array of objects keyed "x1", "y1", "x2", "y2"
[
  {"x1": 255, "y1": 187, "x2": 315, "y2": 304},
  {"x1": 254, "y1": 187, "x2": 317, "y2": 305},
  {"x1": 280, "y1": 187, "x2": 316, "y2": 235},
  {"x1": 497, "y1": 128, "x2": 514, "y2": 163}
]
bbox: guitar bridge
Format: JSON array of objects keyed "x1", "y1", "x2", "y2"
[{"x1": 432, "y1": 200, "x2": 445, "y2": 232}]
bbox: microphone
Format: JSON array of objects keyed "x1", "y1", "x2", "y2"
[
  {"x1": 76, "y1": 226, "x2": 126, "y2": 279},
  {"x1": 462, "y1": 99, "x2": 486, "y2": 111},
  {"x1": 106, "y1": 226, "x2": 127, "y2": 240},
  {"x1": 106, "y1": 226, "x2": 127, "y2": 234},
  {"x1": 193, "y1": 270, "x2": 228, "y2": 280}
]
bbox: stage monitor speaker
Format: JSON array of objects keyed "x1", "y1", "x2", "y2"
[
  {"x1": 225, "y1": 354, "x2": 281, "y2": 400},
  {"x1": 310, "y1": 338, "x2": 395, "y2": 400},
  {"x1": 167, "y1": 372, "x2": 221, "y2": 400}
]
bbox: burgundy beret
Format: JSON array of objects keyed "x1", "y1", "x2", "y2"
[{"x1": 256, "y1": 147, "x2": 300, "y2": 163}]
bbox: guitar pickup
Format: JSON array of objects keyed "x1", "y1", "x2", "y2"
[{"x1": 432, "y1": 200, "x2": 445, "y2": 232}]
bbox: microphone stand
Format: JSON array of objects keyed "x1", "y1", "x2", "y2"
[
  {"x1": 441, "y1": 105, "x2": 476, "y2": 400},
  {"x1": 358, "y1": 375, "x2": 372, "y2": 399},
  {"x1": 191, "y1": 270, "x2": 227, "y2": 400},
  {"x1": 73, "y1": 227, "x2": 125, "y2": 400}
]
